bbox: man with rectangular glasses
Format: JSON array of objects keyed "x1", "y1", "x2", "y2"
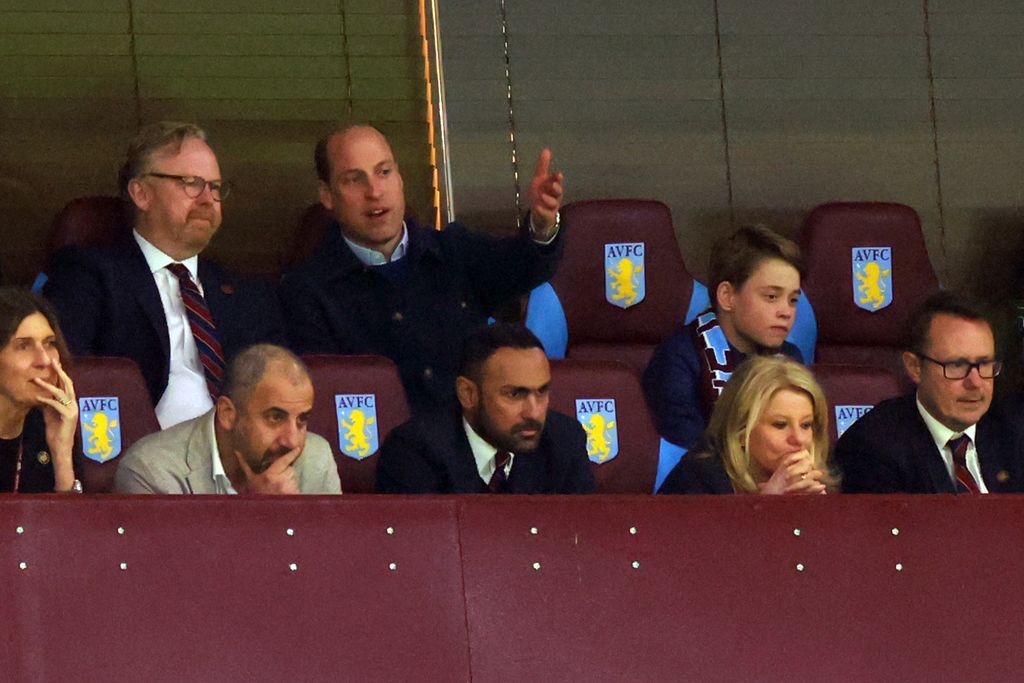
[
  {"x1": 834, "y1": 291, "x2": 1024, "y2": 493},
  {"x1": 44, "y1": 121, "x2": 286, "y2": 429}
]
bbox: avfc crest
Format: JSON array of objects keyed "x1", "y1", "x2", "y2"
[
  {"x1": 336, "y1": 394, "x2": 379, "y2": 460},
  {"x1": 575, "y1": 398, "x2": 619, "y2": 464},
  {"x1": 834, "y1": 405, "x2": 873, "y2": 439},
  {"x1": 605, "y1": 242, "x2": 645, "y2": 309},
  {"x1": 852, "y1": 246, "x2": 893, "y2": 312},
  {"x1": 78, "y1": 397, "x2": 122, "y2": 463}
]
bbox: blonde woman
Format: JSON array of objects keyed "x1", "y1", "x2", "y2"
[{"x1": 659, "y1": 355, "x2": 834, "y2": 494}]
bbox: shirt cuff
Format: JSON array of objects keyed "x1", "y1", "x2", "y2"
[{"x1": 529, "y1": 210, "x2": 560, "y2": 245}]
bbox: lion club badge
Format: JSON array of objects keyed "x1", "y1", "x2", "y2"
[
  {"x1": 336, "y1": 394, "x2": 379, "y2": 460},
  {"x1": 605, "y1": 242, "x2": 645, "y2": 309},
  {"x1": 834, "y1": 405, "x2": 873, "y2": 439},
  {"x1": 852, "y1": 246, "x2": 893, "y2": 312},
  {"x1": 575, "y1": 398, "x2": 619, "y2": 464},
  {"x1": 78, "y1": 396, "x2": 122, "y2": 463}
]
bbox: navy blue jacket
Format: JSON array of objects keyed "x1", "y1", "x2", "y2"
[
  {"x1": 834, "y1": 393, "x2": 1024, "y2": 493},
  {"x1": 43, "y1": 239, "x2": 287, "y2": 406},
  {"x1": 658, "y1": 446, "x2": 734, "y2": 495},
  {"x1": 376, "y1": 408, "x2": 595, "y2": 494},
  {"x1": 280, "y1": 218, "x2": 563, "y2": 413}
]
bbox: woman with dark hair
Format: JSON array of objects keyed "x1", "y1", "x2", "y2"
[
  {"x1": 0, "y1": 287, "x2": 80, "y2": 493},
  {"x1": 660, "y1": 355, "x2": 835, "y2": 495}
]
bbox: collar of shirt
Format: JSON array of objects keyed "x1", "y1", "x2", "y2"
[
  {"x1": 463, "y1": 417, "x2": 514, "y2": 486},
  {"x1": 342, "y1": 222, "x2": 409, "y2": 266},
  {"x1": 133, "y1": 229, "x2": 201, "y2": 284},
  {"x1": 207, "y1": 414, "x2": 238, "y2": 495},
  {"x1": 915, "y1": 396, "x2": 986, "y2": 492}
]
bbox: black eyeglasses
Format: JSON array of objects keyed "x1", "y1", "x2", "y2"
[
  {"x1": 144, "y1": 173, "x2": 232, "y2": 201},
  {"x1": 916, "y1": 353, "x2": 1002, "y2": 379}
]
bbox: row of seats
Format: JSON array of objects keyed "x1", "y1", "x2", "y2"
[
  {"x1": 526, "y1": 199, "x2": 939, "y2": 391},
  {"x1": 70, "y1": 354, "x2": 903, "y2": 495},
  {"x1": 39, "y1": 197, "x2": 939, "y2": 389}
]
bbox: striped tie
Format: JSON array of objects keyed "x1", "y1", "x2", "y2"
[
  {"x1": 947, "y1": 434, "x2": 981, "y2": 494},
  {"x1": 166, "y1": 263, "x2": 225, "y2": 398}
]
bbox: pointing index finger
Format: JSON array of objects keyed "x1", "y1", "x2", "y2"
[{"x1": 534, "y1": 148, "x2": 552, "y2": 179}]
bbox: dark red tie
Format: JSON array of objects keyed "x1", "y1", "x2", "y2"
[
  {"x1": 166, "y1": 263, "x2": 225, "y2": 398},
  {"x1": 489, "y1": 451, "x2": 511, "y2": 493},
  {"x1": 947, "y1": 435, "x2": 981, "y2": 494}
]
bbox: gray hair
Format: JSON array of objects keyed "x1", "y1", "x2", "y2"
[
  {"x1": 222, "y1": 344, "x2": 310, "y2": 408},
  {"x1": 118, "y1": 121, "x2": 208, "y2": 198}
]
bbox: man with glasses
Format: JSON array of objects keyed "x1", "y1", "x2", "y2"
[
  {"x1": 45, "y1": 121, "x2": 286, "y2": 428},
  {"x1": 834, "y1": 291, "x2": 1024, "y2": 493}
]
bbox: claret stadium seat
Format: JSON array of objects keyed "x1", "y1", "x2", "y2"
[
  {"x1": 548, "y1": 358, "x2": 661, "y2": 493},
  {"x1": 33, "y1": 196, "x2": 133, "y2": 292},
  {"x1": 525, "y1": 199, "x2": 709, "y2": 375},
  {"x1": 302, "y1": 354, "x2": 410, "y2": 493},
  {"x1": 799, "y1": 202, "x2": 939, "y2": 386},
  {"x1": 812, "y1": 363, "x2": 903, "y2": 445},
  {"x1": 70, "y1": 356, "x2": 160, "y2": 493}
]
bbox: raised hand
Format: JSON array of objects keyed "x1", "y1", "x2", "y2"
[
  {"x1": 32, "y1": 359, "x2": 78, "y2": 491},
  {"x1": 235, "y1": 446, "x2": 302, "y2": 495},
  {"x1": 528, "y1": 148, "x2": 564, "y2": 238},
  {"x1": 759, "y1": 450, "x2": 827, "y2": 495}
]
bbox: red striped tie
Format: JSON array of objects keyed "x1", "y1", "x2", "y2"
[
  {"x1": 947, "y1": 435, "x2": 981, "y2": 494},
  {"x1": 167, "y1": 263, "x2": 225, "y2": 398},
  {"x1": 489, "y1": 451, "x2": 511, "y2": 493}
]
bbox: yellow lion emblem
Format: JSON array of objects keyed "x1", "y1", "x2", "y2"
[
  {"x1": 340, "y1": 409, "x2": 376, "y2": 457},
  {"x1": 856, "y1": 261, "x2": 891, "y2": 309},
  {"x1": 582, "y1": 413, "x2": 616, "y2": 462},
  {"x1": 84, "y1": 412, "x2": 119, "y2": 461},
  {"x1": 607, "y1": 257, "x2": 643, "y2": 306}
]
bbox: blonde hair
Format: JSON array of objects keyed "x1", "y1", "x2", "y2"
[{"x1": 700, "y1": 355, "x2": 832, "y2": 493}]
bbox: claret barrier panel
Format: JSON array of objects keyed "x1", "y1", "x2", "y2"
[{"x1": 3, "y1": 495, "x2": 1023, "y2": 682}]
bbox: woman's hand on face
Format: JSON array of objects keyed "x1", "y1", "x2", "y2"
[
  {"x1": 32, "y1": 360, "x2": 78, "y2": 485},
  {"x1": 759, "y1": 450, "x2": 827, "y2": 495}
]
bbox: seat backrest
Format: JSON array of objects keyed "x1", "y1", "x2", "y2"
[
  {"x1": 302, "y1": 354, "x2": 411, "y2": 493},
  {"x1": 33, "y1": 196, "x2": 136, "y2": 292},
  {"x1": 548, "y1": 358, "x2": 660, "y2": 493},
  {"x1": 69, "y1": 356, "x2": 160, "y2": 493},
  {"x1": 801, "y1": 202, "x2": 939, "y2": 351},
  {"x1": 526, "y1": 199, "x2": 708, "y2": 374},
  {"x1": 813, "y1": 363, "x2": 904, "y2": 445},
  {"x1": 49, "y1": 196, "x2": 133, "y2": 254}
]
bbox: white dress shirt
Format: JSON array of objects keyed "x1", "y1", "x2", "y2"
[
  {"x1": 207, "y1": 413, "x2": 238, "y2": 495},
  {"x1": 463, "y1": 418, "x2": 514, "y2": 486},
  {"x1": 915, "y1": 397, "x2": 989, "y2": 493},
  {"x1": 133, "y1": 231, "x2": 214, "y2": 429}
]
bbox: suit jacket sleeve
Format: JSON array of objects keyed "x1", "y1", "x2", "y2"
[
  {"x1": 376, "y1": 419, "x2": 448, "y2": 493},
  {"x1": 43, "y1": 246, "x2": 105, "y2": 354},
  {"x1": 279, "y1": 269, "x2": 341, "y2": 355},
  {"x1": 561, "y1": 417, "x2": 596, "y2": 493},
  {"x1": 642, "y1": 327, "x2": 705, "y2": 449},
  {"x1": 115, "y1": 441, "x2": 164, "y2": 494},
  {"x1": 450, "y1": 217, "x2": 564, "y2": 314},
  {"x1": 833, "y1": 411, "x2": 904, "y2": 493},
  {"x1": 297, "y1": 433, "x2": 342, "y2": 494}
]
